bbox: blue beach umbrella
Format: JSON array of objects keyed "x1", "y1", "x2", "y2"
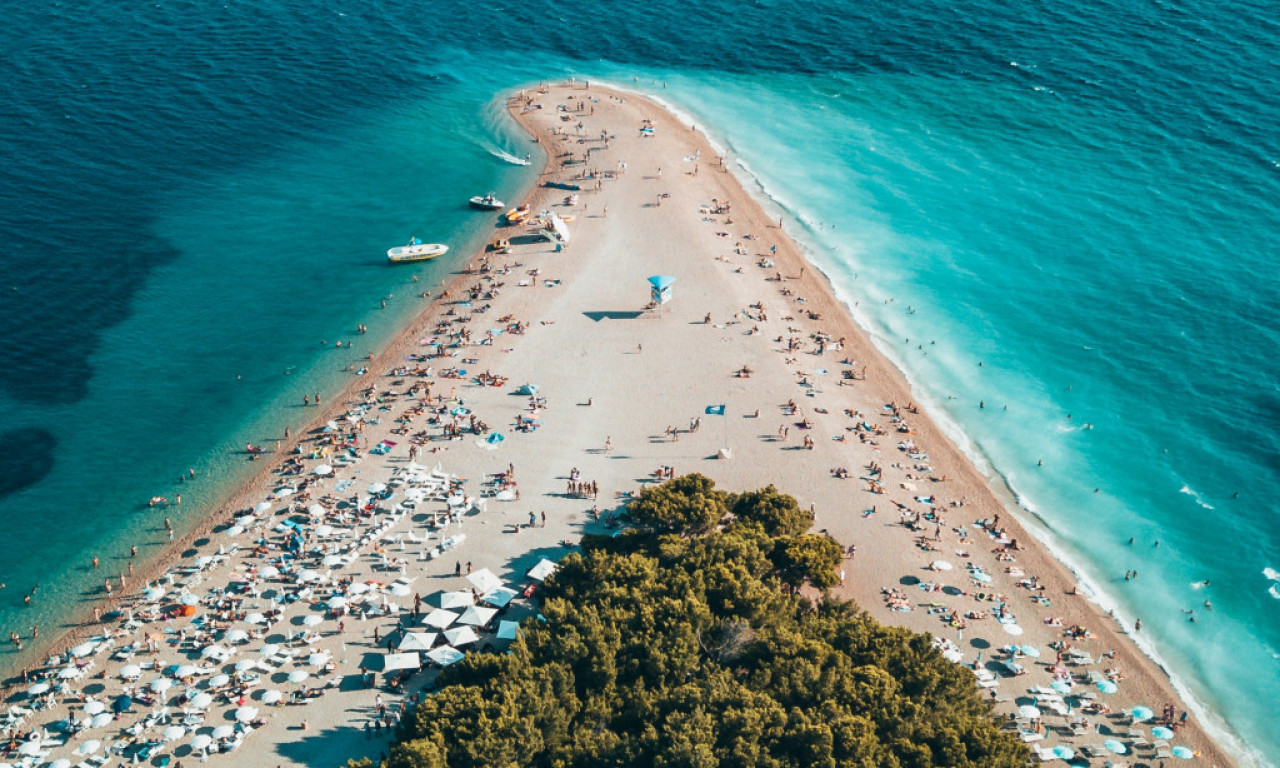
[
  {"x1": 1050, "y1": 680, "x2": 1072, "y2": 694},
  {"x1": 1103, "y1": 739, "x2": 1128, "y2": 754},
  {"x1": 486, "y1": 433, "x2": 505, "y2": 445},
  {"x1": 1050, "y1": 745, "x2": 1074, "y2": 760},
  {"x1": 1151, "y1": 726, "x2": 1175, "y2": 740},
  {"x1": 1171, "y1": 746, "x2": 1195, "y2": 759},
  {"x1": 1131, "y1": 705, "x2": 1155, "y2": 722},
  {"x1": 1019, "y1": 644, "x2": 1041, "y2": 658},
  {"x1": 1096, "y1": 680, "x2": 1118, "y2": 694}
]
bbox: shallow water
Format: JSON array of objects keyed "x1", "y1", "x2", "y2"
[{"x1": 1, "y1": 0, "x2": 1276, "y2": 763}]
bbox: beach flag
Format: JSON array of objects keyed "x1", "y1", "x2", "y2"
[{"x1": 705, "y1": 404, "x2": 726, "y2": 416}]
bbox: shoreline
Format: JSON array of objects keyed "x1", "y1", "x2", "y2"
[{"x1": 3, "y1": 80, "x2": 1244, "y2": 768}]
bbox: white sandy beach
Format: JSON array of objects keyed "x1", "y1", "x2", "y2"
[{"x1": 0, "y1": 82, "x2": 1235, "y2": 768}]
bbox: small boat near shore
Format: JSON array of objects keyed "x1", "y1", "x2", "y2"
[
  {"x1": 470, "y1": 193, "x2": 505, "y2": 210},
  {"x1": 387, "y1": 238, "x2": 448, "y2": 263}
]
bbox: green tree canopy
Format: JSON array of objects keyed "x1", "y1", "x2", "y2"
[
  {"x1": 372, "y1": 475, "x2": 1025, "y2": 768},
  {"x1": 729, "y1": 485, "x2": 812, "y2": 537}
]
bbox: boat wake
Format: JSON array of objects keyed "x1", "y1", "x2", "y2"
[
  {"x1": 488, "y1": 148, "x2": 530, "y2": 166},
  {"x1": 1265, "y1": 568, "x2": 1280, "y2": 600},
  {"x1": 1179, "y1": 483, "x2": 1215, "y2": 510}
]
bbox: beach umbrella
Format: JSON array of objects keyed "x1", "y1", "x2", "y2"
[
  {"x1": 423, "y1": 609, "x2": 460, "y2": 629},
  {"x1": 84, "y1": 700, "x2": 106, "y2": 715},
  {"x1": 255, "y1": 501, "x2": 273, "y2": 513},
  {"x1": 258, "y1": 643, "x2": 281, "y2": 657},
  {"x1": 90, "y1": 713, "x2": 113, "y2": 728},
  {"x1": 1152, "y1": 726, "x2": 1175, "y2": 740},
  {"x1": 348, "y1": 582, "x2": 370, "y2": 595},
  {"x1": 273, "y1": 487, "x2": 295, "y2": 498},
  {"x1": 287, "y1": 669, "x2": 309, "y2": 684},
  {"x1": 303, "y1": 614, "x2": 324, "y2": 626},
  {"x1": 150, "y1": 677, "x2": 173, "y2": 693},
  {"x1": 323, "y1": 554, "x2": 344, "y2": 567},
  {"x1": 75, "y1": 739, "x2": 102, "y2": 756},
  {"x1": 1104, "y1": 738, "x2": 1128, "y2": 754},
  {"x1": 70, "y1": 641, "x2": 98, "y2": 658},
  {"x1": 297, "y1": 569, "x2": 320, "y2": 583},
  {"x1": 1001, "y1": 623, "x2": 1024, "y2": 636},
  {"x1": 1131, "y1": 705, "x2": 1155, "y2": 722},
  {"x1": 190, "y1": 692, "x2": 213, "y2": 709},
  {"x1": 207, "y1": 674, "x2": 231, "y2": 688},
  {"x1": 1050, "y1": 680, "x2": 1072, "y2": 694},
  {"x1": 261, "y1": 689, "x2": 283, "y2": 704},
  {"x1": 245, "y1": 612, "x2": 267, "y2": 624},
  {"x1": 195, "y1": 556, "x2": 214, "y2": 569},
  {"x1": 119, "y1": 664, "x2": 141, "y2": 679},
  {"x1": 17, "y1": 743, "x2": 42, "y2": 757},
  {"x1": 443, "y1": 626, "x2": 480, "y2": 646},
  {"x1": 200, "y1": 644, "x2": 229, "y2": 659},
  {"x1": 1050, "y1": 745, "x2": 1075, "y2": 760},
  {"x1": 1096, "y1": 680, "x2": 1118, "y2": 694},
  {"x1": 163, "y1": 725, "x2": 186, "y2": 741},
  {"x1": 439, "y1": 591, "x2": 473, "y2": 610},
  {"x1": 1017, "y1": 705, "x2": 1042, "y2": 719},
  {"x1": 234, "y1": 659, "x2": 258, "y2": 672},
  {"x1": 235, "y1": 706, "x2": 259, "y2": 723},
  {"x1": 457, "y1": 605, "x2": 497, "y2": 627},
  {"x1": 190, "y1": 734, "x2": 213, "y2": 750},
  {"x1": 176, "y1": 664, "x2": 200, "y2": 678},
  {"x1": 211, "y1": 724, "x2": 235, "y2": 740},
  {"x1": 482, "y1": 586, "x2": 518, "y2": 608},
  {"x1": 49, "y1": 759, "x2": 72, "y2": 768},
  {"x1": 1171, "y1": 746, "x2": 1195, "y2": 759},
  {"x1": 313, "y1": 464, "x2": 334, "y2": 476},
  {"x1": 225, "y1": 628, "x2": 250, "y2": 644},
  {"x1": 315, "y1": 524, "x2": 335, "y2": 538},
  {"x1": 58, "y1": 666, "x2": 81, "y2": 679},
  {"x1": 226, "y1": 524, "x2": 246, "y2": 536},
  {"x1": 496, "y1": 620, "x2": 520, "y2": 640},
  {"x1": 259, "y1": 566, "x2": 280, "y2": 579},
  {"x1": 143, "y1": 586, "x2": 165, "y2": 602},
  {"x1": 397, "y1": 633, "x2": 436, "y2": 652},
  {"x1": 930, "y1": 560, "x2": 953, "y2": 571},
  {"x1": 390, "y1": 583, "x2": 411, "y2": 597},
  {"x1": 327, "y1": 596, "x2": 348, "y2": 610},
  {"x1": 527, "y1": 558, "x2": 558, "y2": 582},
  {"x1": 113, "y1": 694, "x2": 133, "y2": 713},
  {"x1": 426, "y1": 646, "x2": 465, "y2": 667},
  {"x1": 307, "y1": 651, "x2": 330, "y2": 666},
  {"x1": 368, "y1": 482, "x2": 387, "y2": 494},
  {"x1": 1018, "y1": 644, "x2": 1042, "y2": 658},
  {"x1": 466, "y1": 568, "x2": 503, "y2": 594}
]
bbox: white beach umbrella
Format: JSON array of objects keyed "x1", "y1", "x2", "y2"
[
  {"x1": 234, "y1": 659, "x2": 258, "y2": 672},
  {"x1": 225, "y1": 628, "x2": 250, "y2": 644},
  {"x1": 163, "y1": 725, "x2": 185, "y2": 741},
  {"x1": 207, "y1": 674, "x2": 231, "y2": 688},
  {"x1": 443, "y1": 626, "x2": 481, "y2": 646},
  {"x1": 119, "y1": 664, "x2": 142, "y2": 679},
  {"x1": 1001, "y1": 623, "x2": 1024, "y2": 636},
  {"x1": 75, "y1": 739, "x2": 102, "y2": 756},
  {"x1": 211, "y1": 725, "x2": 235, "y2": 739},
  {"x1": 255, "y1": 501, "x2": 273, "y2": 513},
  {"x1": 287, "y1": 669, "x2": 309, "y2": 684},
  {"x1": 422, "y1": 609, "x2": 460, "y2": 629},
  {"x1": 300, "y1": 614, "x2": 323, "y2": 627},
  {"x1": 189, "y1": 692, "x2": 214, "y2": 709},
  {"x1": 70, "y1": 641, "x2": 98, "y2": 658},
  {"x1": 245, "y1": 612, "x2": 267, "y2": 625},
  {"x1": 261, "y1": 689, "x2": 283, "y2": 704},
  {"x1": 439, "y1": 591, "x2": 473, "y2": 610},
  {"x1": 143, "y1": 587, "x2": 166, "y2": 602},
  {"x1": 83, "y1": 700, "x2": 106, "y2": 716},
  {"x1": 26, "y1": 682, "x2": 50, "y2": 696},
  {"x1": 457, "y1": 605, "x2": 497, "y2": 627},
  {"x1": 327, "y1": 596, "x2": 348, "y2": 610},
  {"x1": 195, "y1": 556, "x2": 214, "y2": 569},
  {"x1": 390, "y1": 583, "x2": 411, "y2": 597},
  {"x1": 58, "y1": 666, "x2": 81, "y2": 679},
  {"x1": 258, "y1": 643, "x2": 281, "y2": 657},
  {"x1": 313, "y1": 464, "x2": 334, "y2": 476},
  {"x1": 225, "y1": 525, "x2": 245, "y2": 537},
  {"x1": 297, "y1": 569, "x2": 320, "y2": 583},
  {"x1": 200, "y1": 644, "x2": 230, "y2": 659},
  {"x1": 306, "y1": 652, "x2": 329, "y2": 667},
  {"x1": 150, "y1": 677, "x2": 173, "y2": 693},
  {"x1": 259, "y1": 565, "x2": 280, "y2": 579},
  {"x1": 17, "y1": 743, "x2": 42, "y2": 757},
  {"x1": 322, "y1": 554, "x2": 344, "y2": 567},
  {"x1": 235, "y1": 706, "x2": 259, "y2": 723},
  {"x1": 1018, "y1": 705, "x2": 1042, "y2": 719},
  {"x1": 190, "y1": 734, "x2": 213, "y2": 750},
  {"x1": 273, "y1": 487, "x2": 295, "y2": 498},
  {"x1": 308, "y1": 503, "x2": 326, "y2": 517},
  {"x1": 931, "y1": 560, "x2": 954, "y2": 571},
  {"x1": 347, "y1": 582, "x2": 370, "y2": 596},
  {"x1": 425, "y1": 646, "x2": 464, "y2": 667},
  {"x1": 90, "y1": 712, "x2": 113, "y2": 729},
  {"x1": 315, "y1": 524, "x2": 334, "y2": 538},
  {"x1": 466, "y1": 568, "x2": 503, "y2": 594},
  {"x1": 49, "y1": 758, "x2": 73, "y2": 768},
  {"x1": 368, "y1": 482, "x2": 387, "y2": 494},
  {"x1": 175, "y1": 664, "x2": 200, "y2": 678},
  {"x1": 397, "y1": 633, "x2": 436, "y2": 652}
]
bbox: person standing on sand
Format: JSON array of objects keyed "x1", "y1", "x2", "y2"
[{"x1": 604, "y1": 436, "x2": 612, "y2": 453}]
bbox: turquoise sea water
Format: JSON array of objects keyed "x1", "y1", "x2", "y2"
[{"x1": 1, "y1": 0, "x2": 1276, "y2": 764}]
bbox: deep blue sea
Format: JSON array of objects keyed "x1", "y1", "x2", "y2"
[{"x1": 2, "y1": 0, "x2": 1277, "y2": 763}]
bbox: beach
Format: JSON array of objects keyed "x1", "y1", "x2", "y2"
[{"x1": 0, "y1": 81, "x2": 1237, "y2": 768}]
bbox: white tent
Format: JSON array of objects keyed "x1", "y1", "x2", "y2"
[
  {"x1": 439, "y1": 590, "x2": 473, "y2": 610},
  {"x1": 527, "y1": 558, "x2": 558, "y2": 582},
  {"x1": 397, "y1": 633, "x2": 438, "y2": 652},
  {"x1": 466, "y1": 568, "x2": 503, "y2": 594}
]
